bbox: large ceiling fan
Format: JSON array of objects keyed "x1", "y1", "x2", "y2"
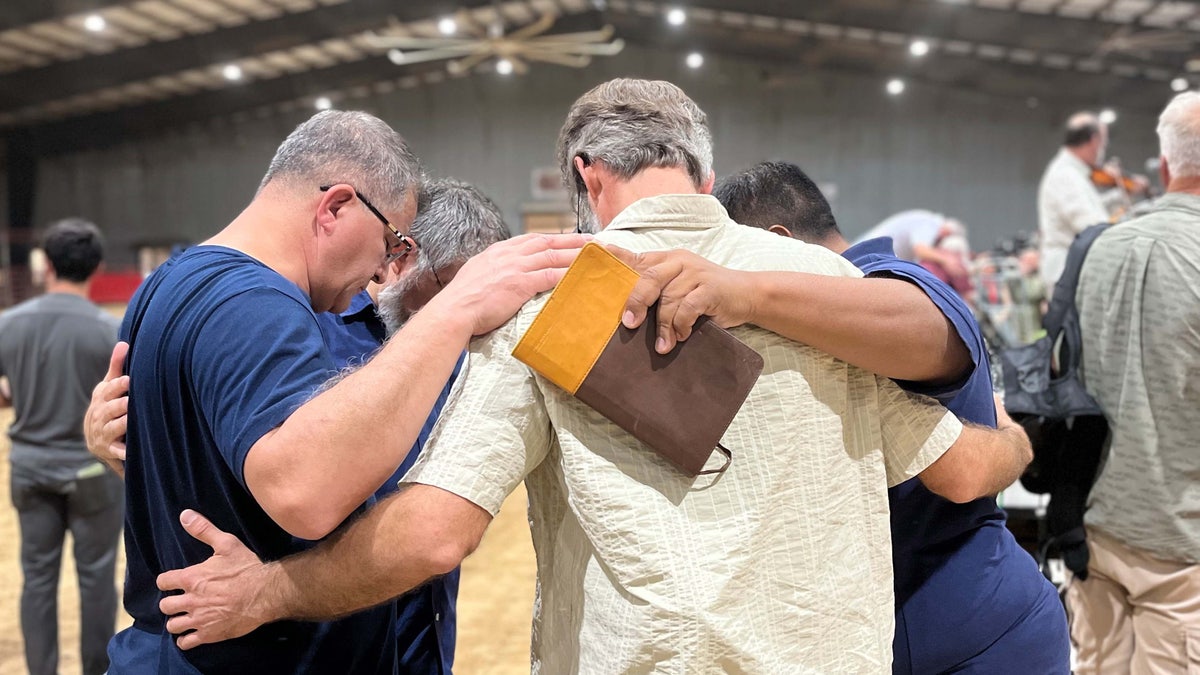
[
  {"x1": 365, "y1": 10, "x2": 625, "y2": 76},
  {"x1": 1093, "y1": 25, "x2": 1197, "y2": 60}
]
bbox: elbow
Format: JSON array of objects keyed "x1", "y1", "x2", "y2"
[
  {"x1": 422, "y1": 537, "x2": 475, "y2": 578},
  {"x1": 258, "y1": 489, "x2": 350, "y2": 541}
]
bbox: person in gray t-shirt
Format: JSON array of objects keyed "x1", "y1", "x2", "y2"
[{"x1": 0, "y1": 219, "x2": 122, "y2": 675}]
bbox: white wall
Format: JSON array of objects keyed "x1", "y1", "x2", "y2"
[{"x1": 32, "y1": 45, "x2": 1162, "y2": 266}]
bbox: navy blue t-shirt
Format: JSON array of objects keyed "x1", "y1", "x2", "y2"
[
  {"x1": 843, "y1": 238, "x2": 1055, "y2": 674},
  {"x1": 316, "y1": 291, "x2": 461, "y2": 675},
  {"x1": 109, "y1": 247, "x2": 395, "y2": 674}
]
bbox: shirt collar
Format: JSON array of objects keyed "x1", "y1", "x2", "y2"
[
  {"x1": 842, "y1": 237, "x2": 896, "y2": 264},
  {"x1": 603, "y1": 194, "x2": 733, "y2": 233},
  {"x1": 339, "y1": 289, "x2": 377, "y2": 319},
  {"x1": 1150, "y1": 192, "x2": 1200, "y2": 217},
  {"x1": 1057, "y1": 147, "x2": 1093, "y2": 176}
]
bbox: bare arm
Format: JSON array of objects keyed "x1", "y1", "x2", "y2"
[
  {"x1": 917, "y1": 397, "x2": 1032, "y2": 503},
  {"x1": 83, "y1": 342, "x2": 130, "y2": 478},
  {"x1": 157, "y1": 485, "x2": 490, "y2": 649},
  {"x1": 243, "y1": 233, "x2": 587, "y2": 540},
  {"x1": 618, "y1": 249, "x2": 971, "y2": 385}
]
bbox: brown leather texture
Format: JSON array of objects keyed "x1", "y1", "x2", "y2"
[{"x1": 574, "y1": 304, "x2": 764, "y2": 476}]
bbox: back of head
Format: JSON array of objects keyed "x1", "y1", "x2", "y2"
[
  {"x1": 259, "y1": 110, "x2": 421, "y2": 214},
  {"x1": 412, "y1": 178, "x2": 511, "y2": 272},
  {"x1": 1157, "y1": 91, "x2": 1200, "y2": 179},
  {"x1": 1064, "y1": 112, "x2": 1102, "y2": 148},
  {"x1": 42, "y1": 218, "x2": 104, "y2": 282},
  {"x1": 556, "y1": 78, "x2": 713, "y2": 230},
  {"x1": 713, "y1": 161, "x2": 841, "y2": 244}
]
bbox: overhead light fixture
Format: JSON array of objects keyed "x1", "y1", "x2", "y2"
[
  {"x1": 1171, "y1": 77, "x2": 1189, "y2": 92},
  {"x1": 909, "y1": 40, "x2": 929, "y2": 57},
  {"x1": 496, "y1": 58, "x2": 514, "y2": 75},
  {"x1": 84, "y1": 14, "x2": 106, "y2": 32},
  {"x1": 686, "y1": 52, "x2": 704, "y2": 69},
  {"x1": 886, "y1": 78, "x2": 905, "y2": 96},
  {"x1": 222, "y1": 64, "x2": 243, "y2": 81},
  {"x1": 666, "y1": 8, "x2": 687, "y2": 26},
  {"x1": 314, "y1": 96, "x2": 333, "y2": 111},
  {"x1": 1099, "y1": 108, "x2": 1117, "y2": 124},
  {"x1": 438, "y1": 17, "x2": 457, "y2": 36},
  {"x1": 387, "y1": 49, "x2": 406, "y2": 65}
]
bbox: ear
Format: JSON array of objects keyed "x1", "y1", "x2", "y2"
[
  {"x1": 575, "y1": 155, "x2": 602, "y2": 205},
  {"x1": 1159, "y1": 156, "x2": 1171, "y2": 189},
  {"x1": 699, "y1": 170, "x2": 716, "y2": 195},
  {"x1": 317, "y1": 185, "x2": 355, "y2": 235},
  {"x1": 767, "y1": 224, "x2": 795, "y2": 238}
]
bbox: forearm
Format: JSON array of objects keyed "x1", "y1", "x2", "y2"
[
  {"x1": 746, "y1": 273, "x2": 971, "y2": 384},
  {"x1": 247, "y1": 294, "x2": 474, "y2": 538},
  {"x1": 263, "y1": 486, "x2": 487, "y2": 622},
  {"x1": 920, "y1": 421, "x2": 1032, "y2": 503}
]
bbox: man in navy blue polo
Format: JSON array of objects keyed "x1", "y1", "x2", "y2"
[
  {"x1": 711, "y1": 162, "x2": 1068, "y2": 673},
  {"x1": 87, "y1": 176, "x2": 510, "y2": 674}
]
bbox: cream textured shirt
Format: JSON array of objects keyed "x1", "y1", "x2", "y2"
[
  {"x1": 404, "y1": 194, "x2": 965, "y2": 674},
  {"x1": 1037, "y1": 148, "x2": 1110, "y2": 288}
]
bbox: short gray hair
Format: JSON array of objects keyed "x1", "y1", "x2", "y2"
[
  {"x1": 260, "y1": 110, "x2": 421, "y2": 214},
  {"x1": 556, "y1": 78, "x2": 713, "y2": 230},
  {"x1": 1158, "y1": 92, "x2": 1200, "y2": 177},
  {"x1": 412, "y1": 178, "x2": 510, "y2": 274}
]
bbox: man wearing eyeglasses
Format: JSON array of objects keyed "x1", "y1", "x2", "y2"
[{"x1": 90, "y1": 111, "x2": 586, "y2": 674}]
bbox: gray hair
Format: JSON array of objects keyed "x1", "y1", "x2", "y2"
[
  {"x1": 556, "y1": 78, "x2": 714, "y2": 231},
  {"x1": 411, "y1": 178, "x2": 510, "y2": 274},
  {"x1": 259, "y1": 110, "x2": 421, "y2": 214},
  {"x1": 1158, "y1": 92, "x2": 1200, "y2": 178}
]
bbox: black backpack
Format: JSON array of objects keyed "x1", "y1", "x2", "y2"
[{"x1": 999, "y1": 224, "x2": 1111, "y2": 580}]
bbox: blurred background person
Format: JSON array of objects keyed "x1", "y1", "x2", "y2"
[{"x1": 0, "y1": 219, "x2": 122, "y2": 675}]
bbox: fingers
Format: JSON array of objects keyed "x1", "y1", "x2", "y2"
[
  {"x1": 165, "y1": 612, "x2": 196, "y2": 636},
  {"x1": 622, "y1": 254, "x2": 680, "y2": 330},
  {"x1": 106, "y1": 341, "x2": 129, "y2": 380},
  {"x1": 178, "y1": 509, "x2": 242, "y2": 556},
  {"x1": 176, "y1": 632, "x2": 210, "y2": 651}
]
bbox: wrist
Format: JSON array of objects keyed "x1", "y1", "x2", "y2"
[{"x1": 258, "y1": 561, "x2": 294, "y2": 623}]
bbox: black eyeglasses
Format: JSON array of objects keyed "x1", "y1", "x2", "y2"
[{"x1": 320, "y1": 185, "x2": 415, "y2": 263}]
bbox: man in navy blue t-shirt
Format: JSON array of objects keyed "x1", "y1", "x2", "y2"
[
  {"x1": 709, "y1": 162, "x2": 1069, "y2": 673},
  {"x1": 87, "y1": 111, "x2": 587, "y2": 674}
]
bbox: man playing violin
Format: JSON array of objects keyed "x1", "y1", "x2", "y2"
[{"x1": 1036, "y1": 112, "x2": 1113, "y2": 288}]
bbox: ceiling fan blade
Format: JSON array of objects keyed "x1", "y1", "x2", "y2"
[
  {"x1": 512, "y1": 56, "x2": 530, "y2": 75},
  {"x1": 529, "y1": 26, "x2": 615, "y2": 45},
  {"x1": 521, "y1": 50, "x2": 592, "y2": 68},
  {"x1": 364, "y1": 34, "x2": 474, "y2": 50},
  {"x1": 506, "y1": 13, "x2": 557, "y2": 41},
  {"x1": 382, "y1": 46, "x2": 477, "y2": 65},
  {"x1": 532, "y1": 39, "x2": 625, "y2": 56}
]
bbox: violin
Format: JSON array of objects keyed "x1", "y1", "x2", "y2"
[{"x1": 1090, "y1": 159, "x2": 1152, "y2": 198}]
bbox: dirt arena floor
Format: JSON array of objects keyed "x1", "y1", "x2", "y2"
[{"x1": 0, "y1": 407, "x2": 539, "y2": 674}]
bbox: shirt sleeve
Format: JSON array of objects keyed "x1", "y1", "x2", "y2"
[
  {"x1": 400, "y1": 316, "x2": 553, "y2": 516},
  {"x1": 190, "y1": 287, "x2": 335, "y2": 489},
  {"x1": 873, "y1": 375, "x2": 964, "y2": 487}
]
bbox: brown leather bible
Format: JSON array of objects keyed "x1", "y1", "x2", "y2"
[{"x1": 513, "y1": 243, "x2": 764, "y2": 476}]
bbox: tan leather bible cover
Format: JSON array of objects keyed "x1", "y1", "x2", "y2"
[{"x1": 513, "y1": 243, "x2": 764, "y2": 476}]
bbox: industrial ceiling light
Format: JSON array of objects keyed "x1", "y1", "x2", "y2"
[
  {"x1": 1171, "y1": 77, "x2": 1189, "y2": 92},
  {"x1": 1099, "y1": 108, "x2": 1117, "y2": 124},
  {"x1": 84, "y1": 14, "x2": 106, "y2": 32},
  {"x1": 222, "y1": 64, "x2": 243, "y2": 81},
  {"x1": 666, "y1": 8, "x2": 687, "y2": 26},
  {"x1": 387, "y1": 49, "x2": 406, "y2": 65},
  {"x1": 314, "y1": 96, "x2": 333, "y2": 110},
  {"x1": 886, "y1": 78, "x2": 905, "y2": 95},
  {"x1": 438, "y1": 17, "x2": 457, "y2": 36},
  {"x1": 686, "y1": 52, "x2": 704, "y2": 69},
  {"x1": 909, "y1": 40, "x2": 929, "y2": 57},
  {"x1": 496, "y1": 58, "x2": 515, "y2": 75}
]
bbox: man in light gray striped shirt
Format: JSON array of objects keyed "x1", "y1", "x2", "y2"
[{"x1": 1069, "y1": 91, "x2": 1200, "y2": 674}]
